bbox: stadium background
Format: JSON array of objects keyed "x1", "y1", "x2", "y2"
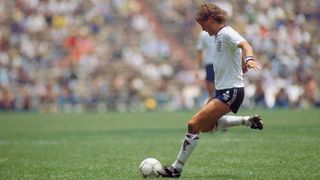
[
  {"x1": 1, "y1": 1, "x2": 320, "y2": 179},
  {"x1": 0, "y1": 0, "x2": 319, "y2": 112}
]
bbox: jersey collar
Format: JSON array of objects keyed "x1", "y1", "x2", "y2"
[{"x1": 214, "y1": 25, "x2": 227, "y2": 38}]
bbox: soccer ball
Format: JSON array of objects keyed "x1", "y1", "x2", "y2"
[{"x1": 139, "y1": 158, "x2": 162, "y2": 178}]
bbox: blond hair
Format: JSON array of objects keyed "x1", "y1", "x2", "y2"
[{"x1": 196, "y1": 3, "x2": 228, "y2": 24}]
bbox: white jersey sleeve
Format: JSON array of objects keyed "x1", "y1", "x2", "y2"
[{"x1": 223, "y1": 27, "x2": 246, "y2": 49}]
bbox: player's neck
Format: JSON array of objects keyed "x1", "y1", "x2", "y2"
[{"x1": 213, "y1": 24, "x2": 226, "y2": 36}]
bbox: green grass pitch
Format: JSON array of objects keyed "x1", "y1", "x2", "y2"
[{"x1": 0, "y1": 109, "x2": 319, "y2": 179}]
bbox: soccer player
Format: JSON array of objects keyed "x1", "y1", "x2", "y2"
[
  {"x1": 158, "y1": 3, "x2": 264, "y2": 178},
  {"x1": 195, "y1": 31, "x2": 216, "y2": 98}
]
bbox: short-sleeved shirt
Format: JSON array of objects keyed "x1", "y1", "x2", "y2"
[
  {"x1": 213, "y1": 26, "x2": 245, "y2": 90},
  {"x1": 196, "y1": 31, "x2": 216, "y2": 65}
]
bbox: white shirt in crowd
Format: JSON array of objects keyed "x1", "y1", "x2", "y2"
[{"x1": 196, "y1": 31, "x2": 216, "y2": 66}]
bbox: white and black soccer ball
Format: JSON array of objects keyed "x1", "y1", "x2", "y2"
[{"x1": 139, "y1": 158, "x2": 162, "y2": 178}]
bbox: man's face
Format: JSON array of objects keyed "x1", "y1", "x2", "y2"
[{"x1": 198, "y1": 19, "x2": 214, "y2": 36}]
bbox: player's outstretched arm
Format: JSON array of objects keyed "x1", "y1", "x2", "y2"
[{"x1": 238, "y1": 41, "x2": 260, "y2": 71}]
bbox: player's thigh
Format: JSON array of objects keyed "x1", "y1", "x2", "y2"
[{"x1": 190, "y1": 99, "x2": 230, "y2": 132}]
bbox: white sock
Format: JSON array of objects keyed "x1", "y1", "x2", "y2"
[
  {"x1": 171, "y1": 133, "x2": 199, "y2": 171},
  {"x1": 217, "y1": 115, "x2": 251, "y2": 130}
]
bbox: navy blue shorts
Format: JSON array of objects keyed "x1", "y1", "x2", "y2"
[
  {"x1": 205, "y1": 64, "x2": 214, "y2": 82},
  {"x1": 215, "y1": 87, "x2": 244, "y2": 114}
]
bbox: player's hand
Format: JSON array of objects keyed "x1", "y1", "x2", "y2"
[{"x1": 246, "y1": 60, "x2": 260, "y2": 71}]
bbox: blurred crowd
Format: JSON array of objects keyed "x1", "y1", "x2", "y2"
[{"x1": 0, "y1": 0, "x2": 319, "y2": 112}]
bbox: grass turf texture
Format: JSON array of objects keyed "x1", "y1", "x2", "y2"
[{"x1": 0, "y1": 109, "x2": 319, "y2": 179}]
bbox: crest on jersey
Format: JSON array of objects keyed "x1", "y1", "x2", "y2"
[{"x1": 216, "y1": 40, "x2": 222, "y2": 52}]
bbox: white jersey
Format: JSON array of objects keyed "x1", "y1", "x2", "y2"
[
  {"x1": 213, "y1": 26, "x2": 245, "y2": 90},
  {"x1": 196, "y1": 31, "x2": 215, "y2": 65}
]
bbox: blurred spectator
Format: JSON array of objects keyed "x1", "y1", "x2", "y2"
[
  {"x1": 253, "y1": 79, "x2": 267, "y2": 108},
  {"x1": 0, "y1": 88, "x2": 15, "y2": 111},
  {"x1": 275, "y1": 88, "x2": 290, "y2": 108},
  {"x1": 303, "y1": 75, "x2": 319, "y2": 107},
  {"x1": 40, "y1": 82, "x2": 57, "y2": 112}
]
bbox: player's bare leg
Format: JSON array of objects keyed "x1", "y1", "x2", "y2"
[
  {"x1": 158, "y1": 99, "x2": 230, "y2": 178},
  {"x1": 206, "y1": 82, "x2": 230, "y2": 133}
]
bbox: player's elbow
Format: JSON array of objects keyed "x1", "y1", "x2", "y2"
[{"x1": 238, "y1": 41, "x2": 253, "y2": 52}]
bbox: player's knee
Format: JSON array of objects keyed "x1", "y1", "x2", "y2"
[{"x1": 187, "y1": 120, "x2": 199, "y2": 133}]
